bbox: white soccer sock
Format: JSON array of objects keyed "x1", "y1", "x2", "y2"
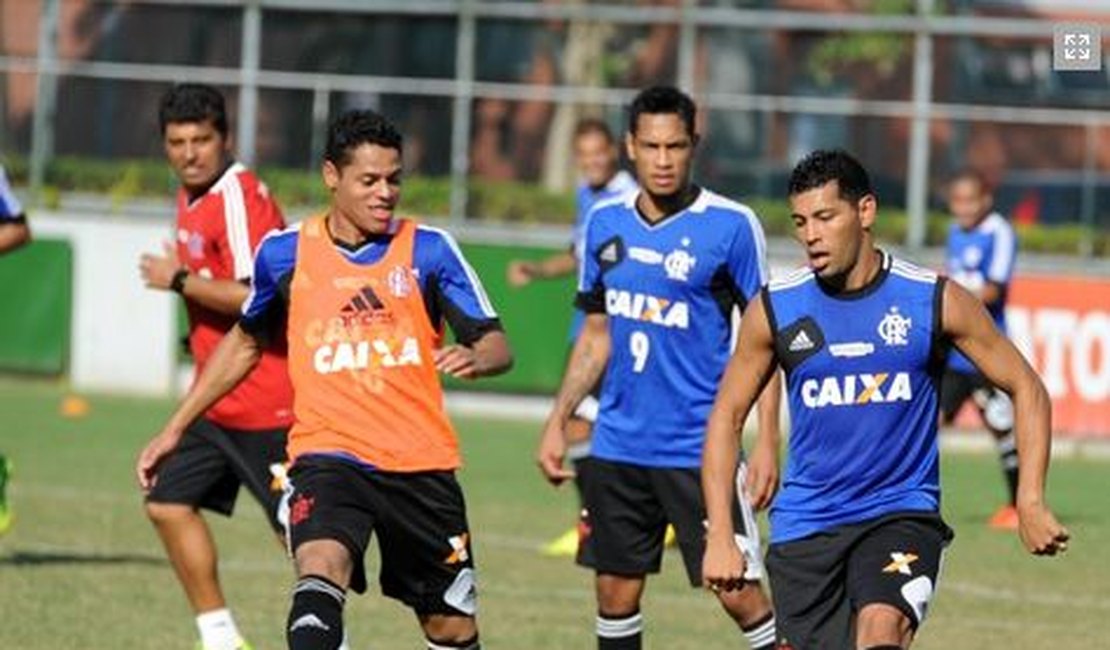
[{"x1": 196, "y1": 608, "x2": 244, "y2": 650}]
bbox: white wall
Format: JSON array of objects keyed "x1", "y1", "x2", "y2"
[{"x1": 34, "y1": 211, "x2": 176, "y2": 395}]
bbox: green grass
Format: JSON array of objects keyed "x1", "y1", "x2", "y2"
[{"x1": 0, "y1": 378, "x2": 1107, "y2": 649}]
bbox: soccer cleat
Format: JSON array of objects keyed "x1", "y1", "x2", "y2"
[
  {"x1": 541, "y1": 527, "x2": 580, "y2": 557},
  {"x1": 987, "y1": 504, "x2": 1020, "y2": 531},
  {"x1": 0, "y1": 455, "x2": 12, "y2": 535},
  {"x1": 664, "y1": 524, "x2": 677, "y2": 548}
]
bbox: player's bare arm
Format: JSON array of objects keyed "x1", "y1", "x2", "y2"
[
  {"x1": 702, "y1": 296, "x2": 778, "y2": 591},
  {"x1": 139, "y1": 240, "x2": 251, "y2": 315},
  {"x1": 435, "y1": 330, "x2": 513, "y2": 379},
  {"x1": 537, "y1": 312, "x2": 610, "y2": 485},
  {"x1": 943, "y1": 280, "x2": 1069, "y2": 556},
  {"x1": 136, "y1": 324, "x2": 262, "y2": 492},
  {"x1": 0, "y1": 221, "x2": 30, "y2": 254},
  {"x1": 507, "y1": 249, "x2": 577, "y2": 287},
  {"x1": 748, "y1": 369, "x2": 783, "y2": 511}
]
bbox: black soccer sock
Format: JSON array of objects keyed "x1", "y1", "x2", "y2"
[
  {"x1": 597, "y1": 611, "x2": 642, "y2": 650},
  {"x1": 426, "y1": 635, "x2": 481, "y2": 650},
  {"x1": 741, "y1": 612, "x2": 777, "y2": 650},
  {"x1": 287, "y1": 575, "x2": 346, "y2": 650},
  {"x1": 996, "y1": 432, "x2": 1019, "y2": 505}
]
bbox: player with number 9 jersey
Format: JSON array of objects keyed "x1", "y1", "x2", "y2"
[{"x1": 577, "y1": 188, "x2": 768, "y2": 468}]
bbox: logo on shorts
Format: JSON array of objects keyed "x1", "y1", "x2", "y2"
[
  {"x1": 289, "y1": 495, "x2": 315, "y2": 526},
  {"x1": 445, "y1": 533, "x2": 470, "y2": 564},
  {"x1": 883, "y1": 551, "x2": 919, "y2": 576}
]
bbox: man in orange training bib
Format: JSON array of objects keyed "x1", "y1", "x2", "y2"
[{"x1": 138, "y1": 109, "x2": 513, "y2": 650}]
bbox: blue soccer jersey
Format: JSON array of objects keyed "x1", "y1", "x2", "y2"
[
  {"x1": 0, "y1": 165, "x2": 24, "y2": 222},
  {"x1": 241, "y1": 220, "x2": 501, "y2": 345},
  {"x1": 764, "y1": 253, "x2": 947, "y2": 543},
  {"x1": 945, "y1": 211, "x2": 1015, "y2": 374},
  {"x1": 577, "y1": 188, "x2": 768, "y2": 468},
  {"x1": 567, "y1": 170, "x2": 637, "y2": 341}
]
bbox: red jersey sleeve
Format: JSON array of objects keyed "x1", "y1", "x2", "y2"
[{"x1": 217, "y1": 169, "x2": 286, "y2": 281}]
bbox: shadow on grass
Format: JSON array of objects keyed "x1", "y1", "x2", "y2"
[{"x1": 0, "y1": 549, "x2": 164, "y2": 567}]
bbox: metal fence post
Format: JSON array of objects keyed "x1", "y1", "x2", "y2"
[
  {"x1": 29, "y1": 0, "x2": 61, "y2": 202},
  {"x1": 449, "y1": 0, "x2": 477, "y2": 223},
  {"x1": 677, "y1": 0, "x2": 697, "y2": 94},
  {"x1": 237, "y1": 0, "x2": 262, "y2": 166},
  {"x1": 906, "y1": 0, "x2": 935, "y2": 250}
]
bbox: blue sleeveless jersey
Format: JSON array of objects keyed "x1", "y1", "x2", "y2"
[
  {"x1": 578, "y1": 188, "x2": 768, "y2": 468},
  {"x1": 944, "y1": 212, "x2": 1015, "y2": 374},
  {"x1": 765, "y1": 253, "x2": 948, "y2": 543}
]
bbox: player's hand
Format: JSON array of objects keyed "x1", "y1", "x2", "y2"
[
  {"x1": 744, "y1": 438, "x2": 780, "y2": 511},
  {"x1": 703, "y1": 532, "x2": 747, "y2": 594},
  {"x1": 536, "y1": 420, "x2": 575, "y2": 486},
  {"x1": 135, "y1": 428, "x2": 183, "y2": 493},
  {"x1": 435, "y1": 345, "x2": 479, "y2": 379},
  {"x1": 139, "y1": 241, "x2": 182, "y2": 291},
  {"x1": 506, "y1": 260, "x2": 535, "y2": 287},
  {"x1": 1017, "y1": 501, "x2": 1070, "y2": 556}
]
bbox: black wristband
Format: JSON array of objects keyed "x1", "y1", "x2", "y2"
[{"x1": 170, "y1": 268, "x2": 190, "y2": 294}]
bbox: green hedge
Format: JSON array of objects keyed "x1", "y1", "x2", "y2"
[{"x1": 4, "y1": 155, "x2": 1106, "y2": 255}]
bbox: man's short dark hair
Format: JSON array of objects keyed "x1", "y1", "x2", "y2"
[
  {"x1": 948, "y1": 168, "x2": 989, "y2": 192},
  {"x1": 574, "y1": 118, "x2": 614, "y2": 143},
  {"x1": 325, "y1": 109, "x2": 404, "y2": 168},
  {"x1": 788, "y1": 149, "x2": 874, "y2": 203},
  {"x1": 628, "y1": 86, "x2": 697, "y2": 139},
  {"x1": 159, "y1": 84, "x2": 228, "y2": 137}
]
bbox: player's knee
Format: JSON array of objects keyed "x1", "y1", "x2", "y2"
[
  {"x1": 596, "y1": 574, "x2": 643, "y2": 617},
  {"x1": 715, "y1": 581, "x2": 772, "y2": 625},
  {"x1": 420, "y1": 614, "x2": 479, "y2": 649},
  {"x1": 294, "y1": 539, "x2": 353, "y2": 588},
  {"x1": 143, "y1": 501, "x2": 193, "y2": 526},
  {"x1": 856, "y1": 603, "x2": 913, "y2": 648}
]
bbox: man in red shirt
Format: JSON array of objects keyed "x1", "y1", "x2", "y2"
[{"x1": 138, "y1": 84, "x2": 293, "y2": 650}]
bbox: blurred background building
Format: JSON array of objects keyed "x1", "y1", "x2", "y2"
[{"x1": 1, "y1": 0, "x2": 1108, "y2": 243}]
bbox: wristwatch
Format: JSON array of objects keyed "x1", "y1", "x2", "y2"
[{"x1": 170, "y1": 268, "x2": 190, "y2": 294}]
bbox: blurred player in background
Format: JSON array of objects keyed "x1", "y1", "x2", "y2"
[
  {"x1": 538, "y1": 86, "x2": 778, "y2": 650},
  {"x1": 506, "y1": 118, "x2": 636, "y2": 557},
  {"x1": 0, "y1": 162, "x2": 31, "y2": 536},
  {"x1": 137, "y1": 83, "x2": 293, "y2": 650},
  {"x1": 139, "y1": 109, "x2": 512, "y2": 650},
  {"x1": 703, "y1": 150, "x2": 1068, "y2": 649},
  {"x1": 940, "y1": 170, "x2": 1021, "y2": 530}
]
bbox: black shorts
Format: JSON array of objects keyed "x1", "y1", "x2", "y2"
[
  {"x1": 766, "y1": 512, "x2": 953, "y2": 649},
  {"x1": 577, "y1": 458, "x2": 765, "y2": 587},
  {"x1": 146, "y1": 417, "x2": 287, "y2": 532},
  {"x1": 281, "y1": 455, "x2": 477, "y2": 616},
  {"x1": 939, "y1": 370, "x2": 1013, "y2": 431}
]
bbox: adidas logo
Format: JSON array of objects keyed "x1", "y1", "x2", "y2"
[
  {"x1": 340, "y1": 286, "x2": 384, "y2": 315},
  {"x1": 290, "y1": 614, "x2": 330, "y2": 633},
  {"x1": 600, "y1": 243, "x2": 619, "y2": 263},
  {"x1": 789, "y1": 330, "x2": 815, "y2": 352}
]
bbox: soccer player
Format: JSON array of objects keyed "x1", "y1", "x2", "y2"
[
  {"x1": 507, "y1": 118, "x2": 636, "y2": 557},
  {"x1": 537, "y1": 86, "x2": 778, "y2": 650},
  {"x1": 703, "y1": 150, "x2": 1069, "y2": 650},
  {"x1": 0, "y1": 162, "x2": 31, "y2": 536},
  {"x1": 137, "y1": 84, "x2": 294, "y2": 650},
  {"x1": 137, "y1": 109, "x2": 512, "y2": 650},
  {"x1": 940, "y1": 170, "x2": 1020, "y2": 530}
]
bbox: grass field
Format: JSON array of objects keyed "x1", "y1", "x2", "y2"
[{"x1": 0, "y1": 377, "x2": 1107, "y2": 649}]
